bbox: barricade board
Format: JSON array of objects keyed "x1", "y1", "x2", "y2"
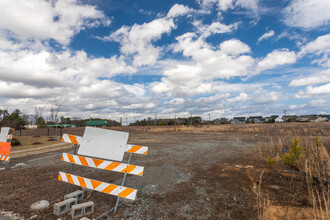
[
  {"x1": 0, "y1": 127, "x2": 9, "y2": 142},
  {"x1": 62, "y1": 136, "x2": 149, "y2": 155},
  {"x1": 58, "y1": 172, "x2": 137, "y2": 200},
  {"x1": 78, "y1": 127, "x2": 128, "y2": 162},
  {"x1": 62, "y1": 153, "x2": 144, "y2": 176}
]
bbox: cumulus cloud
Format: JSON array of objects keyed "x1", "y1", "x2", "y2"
[
  {"x1": 257, "y1": 30, "x2": 275, "y2": 43},
  {"x1": 193, "y1": 20, "x2": 239, "y2": 39},
  {"x1": 220, "y1": 39, "x2": 251, "y2": 55},
  {"x1": 283, "y1": 0, "x2": 330, "y2": 29},
  {"x1": 167, "y1": 4, "x2": 194, "y2": 18},
  {"x1": 257, "y1": 49, "x2": 297, "y2": 72},
  {"x1": 296, "y1": 83, "x2": 330, "y2": 98},
  {"x1": 151, "y1": 35, "x2": 255, "y2": 97},
  {"x1": 299, "y1": 34, "x2": 330, "y2": 67},
  {"x1": 301, "y1": 34, "x2": 330, "y2": 55},
  {"x1": 0, "y1": 50, "x2": 136, "y2": 88},
  {"x1": 289, "y1": 69, "x2": 330, "y2": 87},
  {"x1": 0, "y1": 0, "x2": 110, "y2": 45},
  {"x1": 198, "y1": 0, "x2": 259, "y2": 12},
  {"x1": 227, "y1": 93, "x2": 248, "y2": 102},
  {"x1": 103, "y1": 18, "x2": 175, "y2": 66}
]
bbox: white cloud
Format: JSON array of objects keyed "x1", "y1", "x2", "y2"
[
  {"x1": 0, "y1": 50, "x2": 136, "y2": 87},
  {"x1": 151, "y1": 35, "x2": 255, "y2": 97},
  {"x1": 194, "y1": 20, "x2": 239, "y2": 39},
  {"x1": 289, "y1": 69, "x2": 330, "y2": 87},
  {"x1": 0, "y1": 0, "x2": 110, "y2": 45},
  {"x1": 296, "y1": 83, "x2": 330, "y2": 97},
  {"x1": 257, "y1": 49, "x2": 297, "y2": 72},
  {"x1": 105, "y1": 17, "x2": 175, "y2": 66},
  {"x1": 167, "y1": 4, "x2": 194, "y2": 18},
  {"x1": 220, "y1": 39, "x2": 251, "y2": 55},
  {"x1": 198, "y1": 0, "x2": 259, "y2": 12},
  {"x1": 299, "y1": 34, "x2": 330, "y2": 67},
  {"x1": 289, "y1": 104, "x2": 307, "y2": 110},
  {"x1": 253, "y1": 91, "x2": 279, "y2": 104},
  {"x1": 257, "y1": 30, "x2": 275, "y2": 43},
  {"x1": 310, "y1": 99, "x2": 328, "y2": 107},
  {"x1": 283, "y1": 0, "x2": 330, "y2": 29},
  {"x1": 150, "y1": 31, "x2": 257, "y2": 97},
  {"x1": 301, "y1": 34, "x2": 330, "y2": 55},
  {"x1": 227, "y1": 93, "x2": 248, "y2": 102}
]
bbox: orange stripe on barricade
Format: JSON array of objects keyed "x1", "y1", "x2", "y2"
[
  {"x1": 77, "y1": 176, "x2": 87, "y2": 188},
  {"x1": 122, "y1": 165, "x2": 136, "y2": 174},
  {"x1": 58, "y1": 172, "x2": 137, "y2": 200},
  {"x1": 128, "y1": 145, "x2": 142, "y2": 153},
  {"x1": 62, "y1": 153, "x2": 144, "y2": 176},
  {"x1": 68, "y1": 135, "x2": 78, "y2": 144},
  {"x1": 119, "y1": 188, "x2": 135, "y2": 198}
]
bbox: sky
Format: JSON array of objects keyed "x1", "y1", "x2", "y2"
[{"x1": 0, "y1": 0, "x2": 329, "y2": 123}]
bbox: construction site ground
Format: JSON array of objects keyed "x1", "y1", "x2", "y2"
[{"x1": 0, "y1": 124, "x2": 329, "y2": 219}]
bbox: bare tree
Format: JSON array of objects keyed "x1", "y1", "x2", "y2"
[
  {"x1": 34, "y1": 106, "x2": 45, "y2": 125},
  {"x1": 49, "y1": 102, "x2": 63, "y2": 140},
  {"x1": 49, "y1": 102, "x2": 63, "y2": 124}
]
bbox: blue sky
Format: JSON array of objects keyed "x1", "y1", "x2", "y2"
[{"x1": 0, "y1": 0, "x2": 329, "y2": 123}]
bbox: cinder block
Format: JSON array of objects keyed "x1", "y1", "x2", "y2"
[
  {"x1": 53, "y1": 198, "x2": 77, "y2": 216},
  {"x1": 79, "y1": 217, "x2": 91, "y2": 220},
  {"x1": 64, "y1": 190, "x2": 84, "y2": 201},
  {"x1": 71, "y1": 201, "x2": 94, "y2": 219}
]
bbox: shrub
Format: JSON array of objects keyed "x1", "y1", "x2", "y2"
[
  {"x1": 266, "y1": 156, "x2": 276, "y2": 167},
  {"x1": 282, "y1": 138, "x2": 302, "y2": 169},
  {"x1": 11, "y1": 137, "x2": 21, "y2": 146}
]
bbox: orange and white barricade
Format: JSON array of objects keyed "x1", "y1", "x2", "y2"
[
  {"x1": 58, "y1": 127, "x2": 148, "y2": 217},
  {"x1": 0, "y1": 127, "x2": 12, "y2": 168}
]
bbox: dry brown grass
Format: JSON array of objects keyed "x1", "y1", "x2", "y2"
[
  {"x1": 305, "y1": 138, "x2": 330, "y2": 219},
  {"x1": 113, "y1": 123, "x2": 330, "y2": 136},
  {"x1": 256, "y1": 132, "x2": 330, "y2": 219},
  {"x1": 11, "y1": 122, "x2": 330, "y2": 137}
]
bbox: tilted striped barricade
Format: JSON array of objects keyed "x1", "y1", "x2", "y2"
[
  {"x1": 58, "y1": 129, "x2": 148, "y2": 203},
  {"x1": 0, "y1": 127, "x2": 12, "y2": 167}
]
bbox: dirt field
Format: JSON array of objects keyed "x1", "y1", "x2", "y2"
[{"x1": 1, "y1": 123, "x2": 329, "y2": 219}]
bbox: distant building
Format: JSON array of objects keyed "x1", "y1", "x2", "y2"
[
  {"x1": 85, "y1": 120, "x2": 109, "y2": 127},
  {"x1": 282, "y1": 115, "x2": 297, "y2": 122},
  {"x1": 318, "y1": 115, "x2": 330, "y2": 121},
  {"x1": 314, "y1": 116, "x2": 328, "y2": 122},
  {"x1": 297, "y1": 115, "x2": 317, "y2": 122},
  {"x1": 254, "y1": 118, "x2": 266, "y2": 123},
  {"x1": 275, "y1": 117, "x2": 284, "y2": 123},
  {"x1": 25, "y1": 124, "x2": 38, "y2": 129},
  {"x1": 248, "y1": 116, "x2": 263, "y2": 120},
  {"x1": 233, "y1": 117, "x2": 246, "y2": 124},
  {"x1": 231, "y1": 119, "x2": 243, "y2": 124},
  {"x1": 214, "y1": 118, "x2": 229, "y2": 124}
]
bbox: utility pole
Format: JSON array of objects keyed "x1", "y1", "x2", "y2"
[
  {"x1": 120, "y1": 117, "x2": 122, "y2": 125},
  {"x1": 208, "y1": 113, "x2": 210, "y2": 125},
  {"x1": 175, "y1": 113, "x2": 176, "y2": 125},
  {"x1": 126, "y1": 117, "x2": 127, "y2": 126},
  {"x1": 191, "y1": 113, "x2": 193, "y2": 125},
  {"x1": 154, "y1": 114, "x2": 157, "y2": 126}
]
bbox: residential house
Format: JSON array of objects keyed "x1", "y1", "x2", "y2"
[
  {"x1": 254, "y1": 118, "x2": 266, "y2": 123},
  {"x1": 282, "y1": 115, "x2": 297, "y2": 122},
  {"x1": 297, "y1": 115, "x2": 317, "y2": 122},
  {"x1": 233, "y1": 117, "x2": 246, "y2": 124},
  {"x1": 275, "y1": 117, "x2": 284, "y2": 123},
  {"x1": 314, "y1": 116, "x2": 328, "y2": 122},
  {"x1": 214, "y1": 118, "x2": 229, "y2": 124}
]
